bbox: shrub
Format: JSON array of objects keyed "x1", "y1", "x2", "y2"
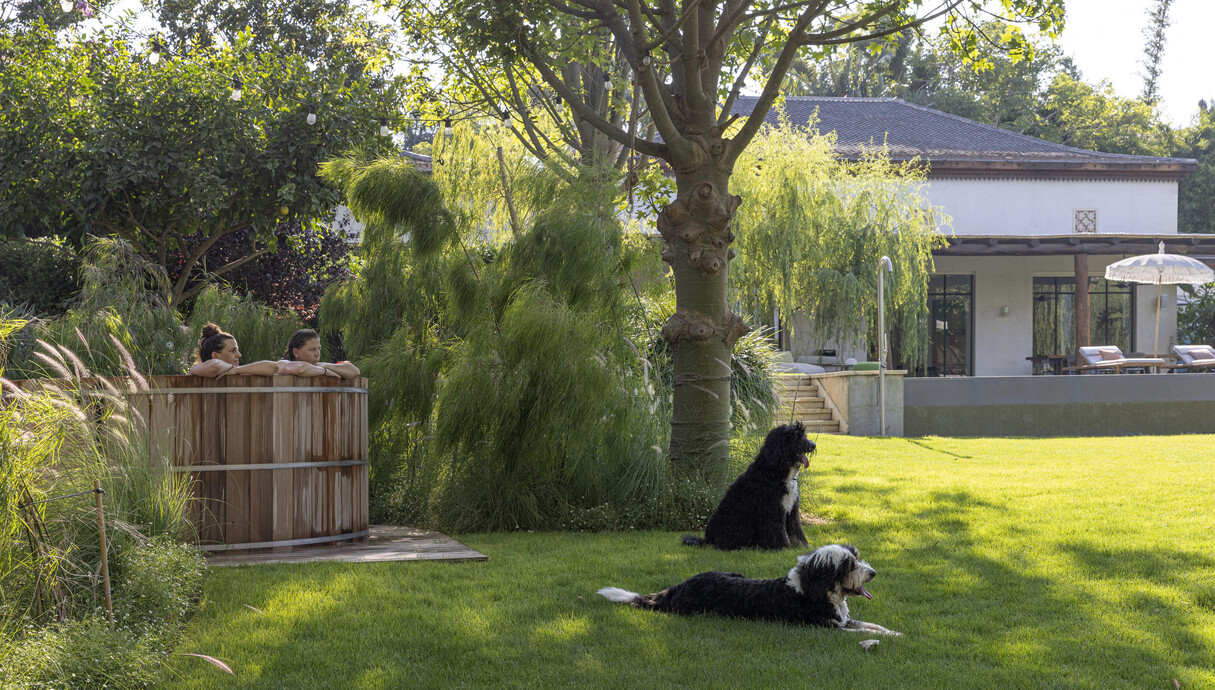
[
  {"x1": 0, "y1": 239, "x2": 81, "y2": 315},
  {"x1": 3, "y1": 238, "x2": 191, "y2": 378},
  {"x1": 0, "y1": 618, "x2": 162, "y2": 689},
  {"x1": 112, "y1": 536, "x2": 205, "y2": 632},
  {"x1": 1178, "y1": 284, "x2": 1215, "y2": 346}
]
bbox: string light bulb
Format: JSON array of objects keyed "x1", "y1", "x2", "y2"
[
  {"x1": 306, "y1": 105, "x2": 317, "y2": 125},
  {"x1": 230, "y1": 77, "x2": 243, "y2": 101},
  {"x1": 148, "y1": 39, "x2": 162, "y2": 65},
  {"x1": 603, "y1": 73, "x2": 612, "y2": 92},
  {"x1": 379, "y1": 117, "x2": 390, "y2": 136},
  {"x1": 443, "y1": 118, "x2": 452, "y2": 135}
]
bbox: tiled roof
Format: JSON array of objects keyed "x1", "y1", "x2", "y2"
[
  {"x1": 730, "y1": 96, "x2": 1195, "y2": 172},
  {"x1": 403, "y1": 149, "x2": 433, "y2": 173}
]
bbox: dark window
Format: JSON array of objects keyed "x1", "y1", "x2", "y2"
[
  {"x1": 1033, "y1": 277, "x2": 1134, "y2": 356},
  {"x1": 925, "y1": 274, "x2": 973, "y2": 376}
]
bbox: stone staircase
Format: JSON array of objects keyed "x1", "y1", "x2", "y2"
[{"x1": 772, "y1": 374, "x2": 844, "y2": 435}]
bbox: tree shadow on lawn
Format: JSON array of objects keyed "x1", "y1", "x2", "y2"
[
  {"x1": 807, "y1": 488, "x2": 1214, "y2": 688},
  {"x1": 173, "y1": 500, "x2": 1214, "y2": 689}
]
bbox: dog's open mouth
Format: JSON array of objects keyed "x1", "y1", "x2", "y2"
[
  {"x1": 799, "y1": 453, "x2": 809, "y2": 469},
  {"x1": 845, "y1": 585, "x2": 873, "y2": 600}
]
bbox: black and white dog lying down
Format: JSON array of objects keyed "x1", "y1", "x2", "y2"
[
  {"x1": 683, "y1": 422, "x2": 814, "y2": 550},
  {"x1": 598, "y1": 544, "x2": 900, "y2": 635}
]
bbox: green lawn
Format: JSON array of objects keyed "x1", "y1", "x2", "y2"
[{"x1": 167, "y1": 435, "x2": 1215, "y2": 689}]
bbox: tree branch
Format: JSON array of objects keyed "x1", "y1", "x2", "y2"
[
  {"x1": 170, "y1": 225, "x2": 239, "y2": 304},
  {"x1": 724, "y1": 0, "x2": 831, "y2": 162},
  {"x1": 176, "y1": 245, "x2": 275, "y2": 303},
  {"x1": 718, "y1": 15, "x2": 773, "y2": 126},
  {"x1": 524, "y1": 43, "x2": 669, "y2": 158},
  {"x1": 641, "y1": 0, "x2": 699, "y2": 53}
]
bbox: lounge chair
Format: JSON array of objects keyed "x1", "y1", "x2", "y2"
[
  {"x1": 1167, "y1": 344, "x2": 1215, "y2": 372},
  {"x1": 773, "y1": 351, "x2": 826, "y2": 375},
  {"x1": 1064, "y1": 346, "x2": 1167, "y2": 374}
]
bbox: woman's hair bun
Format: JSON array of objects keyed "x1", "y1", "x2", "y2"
[{"x1": 200, "y1": 323, "x2": 224, "y2": 341}]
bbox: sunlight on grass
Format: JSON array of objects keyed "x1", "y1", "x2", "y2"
[{"x1": 168, "y1": 435, "x2": 1215, "y2": 689}]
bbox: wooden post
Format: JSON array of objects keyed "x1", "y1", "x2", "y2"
[
  {"x1": 93, "y1": 480, "x2": 113, "y2": 628},
  {"x1": 1074, "y1": 254, "x2": 1091, "y2": 359}
]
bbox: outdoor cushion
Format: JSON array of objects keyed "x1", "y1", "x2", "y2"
[
  {"x1": 1098, "y1": 348, "x2": 1123, "y2": 361},
  {"x1": 1189, "y1": 348, "x2": 1215, "y2": 361},
  {"x1": 774, "y1": 361, "x2": 826, "y2": 375}
]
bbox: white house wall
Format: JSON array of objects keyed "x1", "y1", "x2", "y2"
[
  {"x1": 926, "y1": 179, "x2": 1179, "y2": 236},
  {"x1": 933, "y1": 255, "x2": 1177, "y2": 376}
]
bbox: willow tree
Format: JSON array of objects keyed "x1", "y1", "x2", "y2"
[
  {"x1": 402, "y1": 0, "x2": 1064, "y2": 471},
  {"x1": 729, "y1": 119, "x2": 947, "y2": 366}
]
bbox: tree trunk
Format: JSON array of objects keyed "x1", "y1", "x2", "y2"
[{"x1": 657, "y1": 162, "x2": 749, "y2": 475}]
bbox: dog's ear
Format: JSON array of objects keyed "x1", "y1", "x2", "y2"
[
  {"x1": 798, "y1": 546, "x2": 859, "y2": 596},
  {"x1": 833, "y1": 552, "x2": 858, "y2": 586},
  {"x1": 795, "y1": 553, "x2": 842, "y2": 598}
]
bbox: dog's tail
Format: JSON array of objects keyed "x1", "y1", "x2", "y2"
[
  {"x1": 597, "y1": 587, "x2": 643, "y2": 605},
  {"x1": 681, "y1": 534, "x2": 707, "y2": 546}
]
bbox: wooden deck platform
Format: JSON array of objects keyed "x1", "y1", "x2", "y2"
[{"x1": 204, "y1": 525, "x2": 487, "y2": 567}]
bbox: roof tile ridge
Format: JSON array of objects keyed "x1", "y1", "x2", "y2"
[{"x1": 887, "y1": 98, "x2": 1192, "y2": 163}]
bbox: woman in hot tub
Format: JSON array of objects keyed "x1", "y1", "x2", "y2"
[
  {"x1": 189, "y1": 323, "x2": 281, "y2": 377},
  {"x1": 277, "y1": 329, "x2": 360, "y2": 380}
]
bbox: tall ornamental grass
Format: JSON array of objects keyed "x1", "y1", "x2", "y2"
[
  {"x1": 319, "y1": 140, "x2": 779, "y2": 533},
  {"x1": 0, "y1": 320, "x2": 206, "y2": 688},
  {"x1": 4, "y1": 238, "x2": 303, "y2": 379}
]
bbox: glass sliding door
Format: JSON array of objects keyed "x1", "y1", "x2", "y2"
[
  {"x1": 927, "y1": 275, "x2": 973, "y2": 376},
  {"x1": 1033, "y1": 277, "x2": 1134, "y2": 356}
]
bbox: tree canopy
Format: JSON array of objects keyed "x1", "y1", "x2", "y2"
[{"x1": 0, "y1": 25, "x2": 398, "y2": 305}]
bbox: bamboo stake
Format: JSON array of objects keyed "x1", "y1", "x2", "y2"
[
  {"x1": 496, "y1": 146, "x2": 521, "y2": 237},
  {"x1": 93, "y1": 480, "x2": 113, "y2": 628}
]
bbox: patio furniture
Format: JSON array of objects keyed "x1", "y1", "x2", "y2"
[
  {"x1": 1064, "y1": 346, "x2": 1167, "y2": 374},
  {"x1": 774, "y1": 351, "x2": 826, "y2": 375},
  {"x1": 1167, "y1": 344, "x2": 1215, "y2": 372},
  {"x1": 1026, "y1": 354, "x2": 1069, "y2": 375}
]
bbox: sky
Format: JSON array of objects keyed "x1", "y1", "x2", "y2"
[
  {"x1": 83, "y1": 0, "x2": 1213, "y2": 127},
  {"x1": 1053, "y1": 0, "x2": 1215, "y2": 126}
]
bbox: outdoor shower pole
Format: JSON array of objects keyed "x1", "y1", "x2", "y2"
[{"x1": 878, "y1": 256, "x2": 893, "y2": 436}]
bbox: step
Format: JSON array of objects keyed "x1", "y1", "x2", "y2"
[
  {"x1": 799, "y1": 419, "x2": 841, "y2": 433},
  {"x1": 778, "y1": 395, "x2": 823, "y2": 405}
]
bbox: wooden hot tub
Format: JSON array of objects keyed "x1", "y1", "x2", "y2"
[{"x1": 131, "y1": 375, "x2": 370, "y2": 551}]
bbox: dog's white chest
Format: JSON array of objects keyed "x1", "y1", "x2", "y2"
[{"x1": 781, "y1": 472, "x2": 799, "y2": 513}]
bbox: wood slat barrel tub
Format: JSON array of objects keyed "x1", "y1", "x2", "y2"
[
  {"x1": 10, "y1": 374, "x2": 370, "y2": 552},
  {"x1": 133, "y1": 375, "x2": 370, "y2": 551}
]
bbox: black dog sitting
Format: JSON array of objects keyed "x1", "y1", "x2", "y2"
[
  {"x1": 598, "y1": 544, "x2": 900, "y2": 635},
  {"x1": 683, "y1": 422, "x2": 814, "y2": 550}
]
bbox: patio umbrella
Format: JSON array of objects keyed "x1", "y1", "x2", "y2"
[{"x1": 1104, "y1": 241, "x2": 1215, "y2": 355}]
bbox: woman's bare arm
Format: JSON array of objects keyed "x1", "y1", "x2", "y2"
[
  {"x1": 231, "y1": 360, "x2": 280, "y2": 376},
  {"x1": 190, "y1": 359, "x2": 235, "y2": 378},
  {"x1": 276, "y1": 360, "x2": 330, "y2": 377},
  {"x1": 320, "y1": 362, "x2": 361, "y2": 380}
]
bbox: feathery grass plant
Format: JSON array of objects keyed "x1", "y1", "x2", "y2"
[{"x1": 0, "y1": 325, "x2": 204, "y2": 687}]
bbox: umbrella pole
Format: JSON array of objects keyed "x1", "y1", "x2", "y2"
[{"x1": 1153, "y1": 277, "x2": 1162, "y2": 356}]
